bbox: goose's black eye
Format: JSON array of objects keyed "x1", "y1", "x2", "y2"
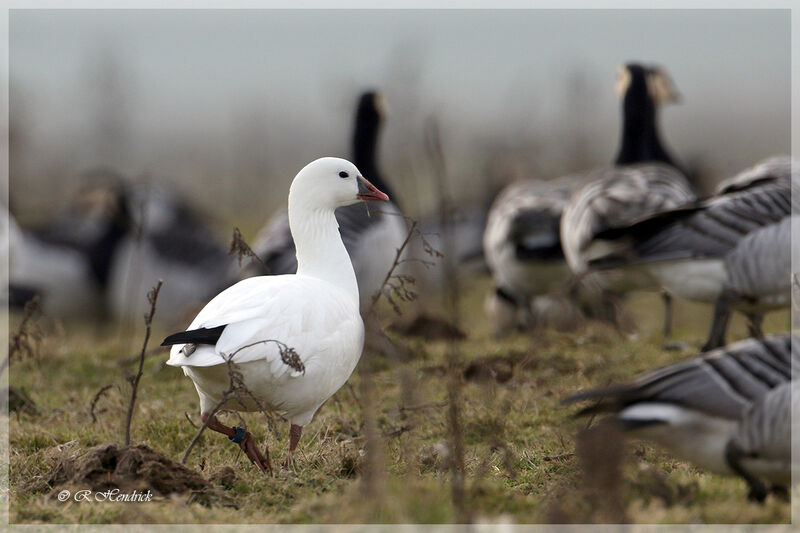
[{"x1": 338, "y1": 171, "x2": 349, "y2": 178}]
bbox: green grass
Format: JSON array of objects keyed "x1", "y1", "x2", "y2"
[{"x1": 6, "y1": 275, "x2": 792, "y2": 524}]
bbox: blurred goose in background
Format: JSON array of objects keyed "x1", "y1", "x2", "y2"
[
  {"x1": 586, "y1": 156, "x2": 796, "y2": 351},
  {"x1": 564, "y1": 333, "x2": 796, "y2": 501},
  {"x1": 714, "y1": 155, "x2": 792, "y2": 193},
  {"x1": 15, "y1": 167, "x2": 230, "y2": 323},
  {"x1": 7, "y1": 179, "x2": 131, "y2": 317},
  {"x1": 482, "y1": 173, "x2": 589, "y2": 335},
  {"x1": 234, "y1": 91, "x2": 408, "y2": 308},
  {"x1": 106, "y1": 180, "x2": 230, "y2": 324},
  {"x1": 484, "y1": 63, "x2": 692, "y2": 335},
  {"x1": 162, "y1": 158, "x2": 389, "y2": 471},
  {"x1": 29, "y1": 167, "x2": 130, "y2": 250},
  {"x1": 559, "y1": 63, "x2": 695, "y2": 334}
]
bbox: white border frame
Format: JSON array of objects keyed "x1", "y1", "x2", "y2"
[{"x1": 1, "y1": 3, "x2": 796, "y2": 531}]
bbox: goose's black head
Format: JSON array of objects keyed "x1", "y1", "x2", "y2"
[
  {"x1": 616, "y1": 63, "x2": 679, "y2": 110},
  {"x1": 76, "y1": 169, "x2": 132, "y2": 230},
  {"x1": 614, "y1": 63, "x2": 682, "y2": 169}
]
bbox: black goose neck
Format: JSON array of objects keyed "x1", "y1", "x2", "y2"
[
  {"x1": 87, "y1": 198, "x2": 131, "y2": 288},
  {"x1": 351, "y1": 94, "x2": 393, "y2": 199},
  {"x1": 614, "y1": 70, "x2": 675, "y2": 168}
]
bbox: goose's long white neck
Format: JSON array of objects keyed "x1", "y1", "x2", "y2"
[{"x1": 288, "y1": 193, "x2": 359, "y2": 305}]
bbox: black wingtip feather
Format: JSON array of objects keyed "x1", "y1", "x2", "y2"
[
  {"x1": 562, "y1": 384, "x2": 639, "y2": 418},
  {"x1": 161, "y1": 325, "x2": 226, "y2": 347},
  {"x1": 561, "y1": 383, "x2": 632, "y2": 406}
]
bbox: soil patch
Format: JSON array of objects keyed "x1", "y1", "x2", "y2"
[
  {"x1": 27, "y1": 443, "x2": 235, "y2": 506},
  {"x1": 391, "y1": 314, "x2": 466, "y2": 340}
]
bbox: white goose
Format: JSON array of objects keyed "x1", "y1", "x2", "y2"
[{"x1": 161, "y1": 157, "x2": 389, "y2": 471}]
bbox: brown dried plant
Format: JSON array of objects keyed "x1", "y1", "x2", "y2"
[
  {"x1": 229, "y1": 226, "x2": 270, "y2": 272},
  {"x1": 124, "y1": 280, "x2": 163, "y2": 446},
  {"x1": 424, "y1": 114, "x2": 470, "y2": 523},
  {"x1": 4, "y1": 296, "x2": 43, "y2": 373}
]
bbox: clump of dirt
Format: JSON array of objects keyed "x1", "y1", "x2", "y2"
[
  {"x1": 420, "y1": 350, "x2": 533, "y2": 383},
  {"x1": 463, "y1": 355, "x2": 514, "y2": 384},
  {"x1": 32, "y1": 443, "x2": 210, "y2": 499},
  {"x1": 390, "y1": 314, "x2": 466, "y2": 340}
]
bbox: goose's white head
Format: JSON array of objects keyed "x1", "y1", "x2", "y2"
[{"x1": 289, "y1": 157, "x2": 389, "y2": 211}]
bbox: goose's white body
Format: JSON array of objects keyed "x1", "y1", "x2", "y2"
[
  {"x1": 167, "y1": 158, "x2": 377, "y2": 429},
  {"x1": 168, "y1": 274, "x2": 363, "y2": 426}
]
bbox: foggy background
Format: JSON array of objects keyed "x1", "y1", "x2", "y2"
[{"x1": 9, "y1": 9, "x2": 790, "y2": 230}]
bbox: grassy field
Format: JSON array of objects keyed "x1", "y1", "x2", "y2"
[{"x1": 6, "y1": 274, "x2": 793, "y2": 525}]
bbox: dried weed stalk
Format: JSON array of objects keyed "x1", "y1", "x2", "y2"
[
  {"x1": 89, "y1": 384, "x2": 116, "y2": 423},
  {"x1": 124, "y1": 280, "x2": 163, "y2": 446},
  {"x1": 424, "y1": 115, "x2": 469, "y2": 522},
  {"x1": 368, "y1": 220, "x2": 419, "y2": 315},
  {"x1": 4, "y1": 296, "x2": 42, "y2": 374},
  {"x1": 229, "y1": 226, "x2": 270, "y2": 272},
  {"x1": 358, "y1": 206, "x2": 442, "y2": 500},
  {"x1": 575, "y1": 421, "x2": 628, "y2": 523},
  {"x1": 367, "y1": 214, "x2": 442, "y2": 316},
  {"x1": 358, "y1": 336, "x2": 382, "y2": 497}
]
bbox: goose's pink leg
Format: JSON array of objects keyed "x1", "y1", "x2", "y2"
[
  {"x1": 201, "y1": 412, "x2": 272, "y2": 474},
  {"x1": 283, "y1": 424, "x2": 303, "y2": 469}
]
